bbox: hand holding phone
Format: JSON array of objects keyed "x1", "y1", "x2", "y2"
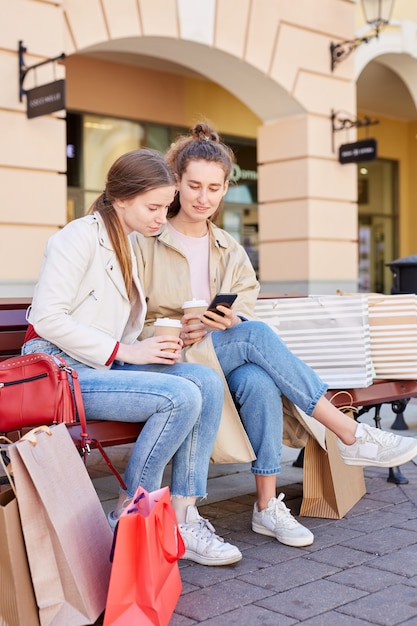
[{"x1": 204, "y1": 293, "x2": 237, "y2": 318}]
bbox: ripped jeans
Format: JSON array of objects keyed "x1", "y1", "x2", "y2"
[{"x1": 22, "y1": 338, "x2": 223, "y2": 499}]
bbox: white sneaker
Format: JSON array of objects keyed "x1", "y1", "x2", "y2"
[
  {"x1": 337, "y1": 423, "x2": 417, "y2": 468},
  {"x1": 107, "y1": 495, "x2": 132, "y2": 532},
  {"x1": 252, "y1": 494, "x2": 314, "y2": 547},
  {"x1": 179, "y1": 505, "x2": 242, "y2": 566}
]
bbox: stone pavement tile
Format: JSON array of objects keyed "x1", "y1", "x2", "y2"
[
  {"x1": 238, "y1": 556, "x2": 340, "y2": 592},
  {"x1": 256, "y1": 578, "x2": 367, "y2": 621},
  {"x1": 327, "y1": 563, "x2": 405, "y2": 592},
  {"x1": 199, "y1": 505, "x2": 252, "y2": 530},
  {"x1": 225, "y1": 528, "x2": 274, "y2": 550},
  {"x1": 365, "y1": 486, "x2": 410, "y2": 505},
  {"x1": 170, "y1": 616, "x2": 196, "y2": 625},
  {"x1": 337, "y1": 583, "x2": 417, "y2": 625},
  {"x1": 363, "y1": 469, "x2": 394, "y2": 485},
  {"x1": 296, "y1": 611, "x2": 371, "y2": 625},
  {"x1": 183, "y1": 604, "x2": 298, "y2": 625},
  {"x1": 400, "y1": 618, "x2": 417, "y2": 626},
  {"x1": 179, "y1": 555, "x2": 267, "y2": 588},
  {"x1": 174, "y1": 579, "x2": 275, "y2": 622},
  {"x1": 306, "y1": 545, "x2": 377, "y2": 569},
  {"x1": 395, "y1": 516, "x2": 417, "y2": 532},
  {"x1": 240, "y1": 538, "x2": 313, "y2": 564},
  {"x1": 405, "y1": 575, "x2": 417, "y2": 588},
  {"x1": 341, "y1": 526, "x2": 417, "y2": 556},
  {"x1": 335, "y1": 502, "x2": 417, "y2": 534},
  {"x1": 302, "y1": 521, "x2": 366, "y2": 551},
  {"x1": 180, "y1": 580, "x2": 200, "y2": 595},
  {"x1": 203, "y1": 499, "x2": 250, "y2": 516},
  {"x1": 403, "y1": 485, "x2": 417, "y2": 507},
  {"x1": 343, "y1": 494, "x2": 395, "y2": 518},
  {"x1": 367, "y1": 543, "x2": 417, "y2": 578}
]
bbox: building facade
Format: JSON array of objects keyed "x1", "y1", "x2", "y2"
[{"x1": 1, "y1": 0, "x2": 417, "y2": 297}]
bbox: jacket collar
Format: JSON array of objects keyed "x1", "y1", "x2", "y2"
[
  {"x1": 157, "y1": 221, "x2": 230, "y2": 250},
  {"x1": 86, "y1": 212, "x2": 114, "y2": 251}
]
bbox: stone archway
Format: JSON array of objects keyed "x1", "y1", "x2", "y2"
[{"x1": 60, "y1": 0, "x2": 360, "y2": 293}]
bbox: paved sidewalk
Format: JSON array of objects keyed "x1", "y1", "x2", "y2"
[{"x1": 90, "y1": 401, "x2": 417, "y2": 626}]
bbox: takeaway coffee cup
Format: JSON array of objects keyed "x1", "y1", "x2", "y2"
[
  {"x1": 182, "y1": 299, "x2": 209, "y2": 324},
  {"x1": 154, "y1": 318, "x2": 182, "y2": 352}
]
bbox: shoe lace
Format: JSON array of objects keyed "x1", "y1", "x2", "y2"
[
  {"x1": 270, "y1": 493, "x2": 300, "y2": 529},
  {"x1": 184, "y1": 514, "x2": 224, "y2": 544},
  {"x1": 360, "y1": 425, "x2": 398, "y2": 447}
]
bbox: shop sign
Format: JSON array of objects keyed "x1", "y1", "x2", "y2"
[
  {"x1": 230, "y1": 163, "x2": 258, "y2": 183},
  {"x1": 338, "y1": 138, "x2": 377, "y2": 164},
  {"x1": 26, "y1": 79, "x2": 66, "y2": 119}
]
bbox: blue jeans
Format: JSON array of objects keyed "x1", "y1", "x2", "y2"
[
  {"x1": 211, "y1": 321, "x2": 327, "y2": 476},
  {"x1": 22, "y1": 339, "x2": 223, "y2": 499}
]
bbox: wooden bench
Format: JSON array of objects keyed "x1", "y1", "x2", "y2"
[
  {"x1": 1, "y1": 297, "x2": 416, "y2": 485},
  {"x1": 0, "y1": 298, "x2": 144, "y2": 450}
]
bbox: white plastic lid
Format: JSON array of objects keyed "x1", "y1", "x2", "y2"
[
  {"x1": 182, "y1": 299, "x2": 208, "y2": 309},
  {"x1": 154, "y1": 318, "x2": 182, "y2": 328}
]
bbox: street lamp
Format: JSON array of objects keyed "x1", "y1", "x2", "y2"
[{"x1": 330, "y1": 0, "x2": 395, "y2": 71}]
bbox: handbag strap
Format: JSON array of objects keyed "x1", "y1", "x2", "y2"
[{"x1": 53, "y1": 356, "x2": 128, "y2": 491}]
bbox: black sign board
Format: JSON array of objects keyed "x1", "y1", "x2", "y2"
[
  {"x1": 338, "y1": 138, "x2": 377, "y2": 164},
  {"x1": 26, "y1": 79, "x2": 66, "y2": 119}
]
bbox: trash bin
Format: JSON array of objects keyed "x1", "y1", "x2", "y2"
[{"x1": 386, "y1": 255, "x2": 417, "y2": 294}]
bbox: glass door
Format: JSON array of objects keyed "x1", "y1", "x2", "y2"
[{"x1": 358, "y1": 159, "x2": 398, "y2": 293}]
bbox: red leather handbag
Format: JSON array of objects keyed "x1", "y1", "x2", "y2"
[
  {"x1": 0, "y1": 352, "x2": 128, "y2": 491},
  {"x1": 0, "y1": 353, "x2": 83, "y2": 432}
]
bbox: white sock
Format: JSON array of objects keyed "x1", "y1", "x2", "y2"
[
  {"x1": 171, "y1": 496, "x2": 196, "y2": 523},
  {"x1": 355, "y1": 422, "x2": 366, "y2": 438}
]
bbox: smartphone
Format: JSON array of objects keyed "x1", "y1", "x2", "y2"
[{"x1": 204, "y1": 293, "x2": 238, "y2": 317}]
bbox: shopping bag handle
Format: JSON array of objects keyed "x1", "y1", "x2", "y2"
[
  {"x1": 20, "y1": 425, "x2": 53, "y2": 445},
  {"x1": 155, "y1": 502, "x2": 185, "y2": 562},
  {"x1": 0, "y1": 438, "x2": 15, "y2": 495},
  {"x1": 328, "y1": 391, "x2": 358, "y2": 417},
  {"x1": 0, "y1": 429, "x2": 53, "y2": 495}
]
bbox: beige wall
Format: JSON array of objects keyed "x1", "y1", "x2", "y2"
[
  {"x1": 0, "y1": 0, "x2": 67, "y2": 294},
  {"x1": 66, "y1": 56, "x2": 261, "y2": 138},
  {"x1": 0, "y1": 0, "x2": 360, "y2": 296}
]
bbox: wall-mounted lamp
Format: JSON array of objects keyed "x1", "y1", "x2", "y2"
[{"x1": 330, "y1": 0, "x2": 395, "y2": 71}]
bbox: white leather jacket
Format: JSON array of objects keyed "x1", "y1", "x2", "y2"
[{"x1": 28, "y1": 212, "x2": 146, "y2": 369}]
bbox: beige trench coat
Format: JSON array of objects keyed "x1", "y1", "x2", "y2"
[{"x1": 131, "y1": 223, "x2": 311, "y2": 464}]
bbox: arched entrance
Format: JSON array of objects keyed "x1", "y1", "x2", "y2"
[{"x1": 356, "y1": 22, "x2": 417, "y2": 292}]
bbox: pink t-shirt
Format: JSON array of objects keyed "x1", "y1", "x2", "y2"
[{"x1": 166, "y1": 222, "x2": 211, "y2": 302}]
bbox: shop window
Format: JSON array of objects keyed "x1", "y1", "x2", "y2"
[{"x1": 66, "y1": 115, "x2": 259, "y2": 275}]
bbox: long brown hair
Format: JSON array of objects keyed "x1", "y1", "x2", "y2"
[
  {"x1": 88, "y1": 149, "x2": 175, "y2": 298},
  {"x1": 165, "y1": 122, "x2": 235, "y2": 222}
]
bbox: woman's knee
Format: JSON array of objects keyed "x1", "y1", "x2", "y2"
[{"x1": 170, "y1": 377, "x2": 203, "y2": 416}]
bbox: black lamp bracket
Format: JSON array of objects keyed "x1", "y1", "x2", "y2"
[
  {"x1": 330, "y1": 26, "x2": 380, "y2": 71},
  {"x1": 19, "y1": 40, "x2": 66, "y2": 102},
  {"x1": 331, "y1": 109, "x2": 379, "y2": 152}
]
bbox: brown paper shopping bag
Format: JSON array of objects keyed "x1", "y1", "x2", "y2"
[
  {"x1": 300, "y1": 429, "x2": 366, "y2": 519},
  {"x1": 0, "y1": 439, "x2": 40, "y2": 626},
  {"x1": 0, "y1": 489, "x2": 40, "y2": 626},
  {"x1": 8, "y1": 424, "x2": 113, "y2": 626},
  {"x1": 0, "y1": 437, "x2": 39, "y2": 626}
]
